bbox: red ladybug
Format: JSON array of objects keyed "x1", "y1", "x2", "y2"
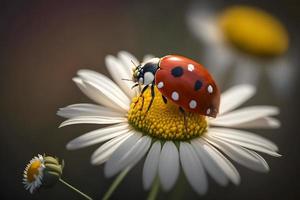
[{"x1": 132, "y1": 55, "x2": 220, "y2": 118}]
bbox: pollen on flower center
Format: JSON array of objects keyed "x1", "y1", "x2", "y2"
[
  {"x1": 127, "y1": 87, "x2": 208, "y2": 140},
  {"x1": 27, "y1": 160, "x2": 42, "y2": 182}
]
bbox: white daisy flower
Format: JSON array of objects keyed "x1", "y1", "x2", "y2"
[
  {"x1": 186, "y1": 4, "x2": 296, "y2": 98},
  {"x1": 58, "y1": 51, "x2": 281, "y2": 197},
  {"x1": 23, "y1": 154, "x2": 46, "y2": 194},
  {"x1": 23, "y1": 154, "x2": 92, "y2": 199},
  {"x1": 23, "y1": 154, "x2": 65, "y2": 194}
]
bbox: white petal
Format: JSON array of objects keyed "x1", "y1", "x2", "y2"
[
  {"x1": 73, "y1": 77, "x2": 122, "y2": 111},
  {"x1": 66, "y1": 123, "x2": 130, "y2": 150},
  {"x1": 57, "y1": 103, "x2": 124, "y2": 119},
  {"x1": 266, "y1": 56, "x2": 296, "y2": 98},
  {"x1": 180, "y1": 142, "x2": 208, "y2": 195},
  {"x1": 212, "y1": 135, "x2": 281, "y2": 157},
  {"x1": 230, "y1": 58, "x2": 261, "y2": 87},
  {"x1": 203, "y1": 46, "x2": 234, "y2": 87},
  {"x1": 219, "y1": 84, "x2": 256, "y2": 115},
  {"x1": 78, "y1": 69, "x2": 129, "y2": 100},
  {"x1": 210, "y1": 106, "x2": 279, "y2": 126},
  {"x1": 128, "y1": 136, "x2": 152, "y2": 166},
  {"x1": 208, "y1": 128, "x2": 279, "y2": 152},
  {"x1": 143, "y1": 141, "x2": 161, "y2": 190},
  {"x1": 143, "y1": 54, "x2": 155, "y2": 62},
  {"x1": 106, "y1": 54, "x2": 138, "y2": 98},
  {"x1": 104, "y1": 132, "x2": 141, "y2": 177},
  {"x1": 204, "y1": 135, "x2": 269, "y2": 172},
  {"x1": 91, "y1": 131, "x2": 133, "y2": 165},
  {"x1": 118, "y1": 51, "x2": 139, "y2": 69},
  {"x1": 196, "y1": 138, "x2": 240, "y2": 185},
  {"x1": 158, "y1": 141, "x2": 180, "y2": 191},
  {"x1": 30, "y1": 186, "x2": 34, "y2": 194},
  {"x1": 78, "y1": 70, "x2": 130, "y2": 110},
  {"x1": 186, "y1": 6, "x2": 223, "y2": 45},
  {"x1": 191, "y1": 140, "x2": 228, "y2": 186},
  {"x1": 224, "y1": 117, "x2": 281, "y2": 129},
  {"x1": 59, "y1": 116, "x2": 127, "y2": 128},
  {"x1": 105, "y1": 133, "x2": 151, "y2": 177},
  {"x1": 82, "y1": 80, "x2": 129, "y2": 111}
]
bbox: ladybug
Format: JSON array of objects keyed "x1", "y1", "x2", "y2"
[{"x1": 131, "y1": 55, "x2": 220, "y2": 118}]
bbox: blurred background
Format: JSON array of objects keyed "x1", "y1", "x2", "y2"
[{"x1": 1, "y1": 0, "x2": 300, "y2": 199}]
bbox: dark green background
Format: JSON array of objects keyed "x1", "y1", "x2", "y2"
[{"x1": 1, "y1": 0, "x2": 300, "y2": 199}]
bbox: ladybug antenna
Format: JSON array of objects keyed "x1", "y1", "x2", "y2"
[
  {"x1": 122, "y1": 78, "x2": 134, "y2": 82},
  {"x1": 131, "y1": 60, "x2": 138, "y2": 67}
]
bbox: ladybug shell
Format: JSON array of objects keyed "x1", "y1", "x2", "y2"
[{"x1": 155, "y1": 55, "x2": 220, "y2": 117}]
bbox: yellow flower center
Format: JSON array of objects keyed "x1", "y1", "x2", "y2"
[
  {"x1": 127, "y1": 87, "x2": 207, "y2": 141},
  {"x1": 27, "y1": 160, "x2": 42, "y2": 182},
  {"x1": 219, "y1": 5, "x2": 289, "y2": 57}
]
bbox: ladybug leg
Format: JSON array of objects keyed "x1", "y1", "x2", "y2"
[
  {"x1": 133, "y1": 85, "x2": 149, "y2": 110},
  {"x1": 162, "y1": 95, "x2": 167, "y2": 104},
  {"x1": 140, "y1": 95, "x2": 145, "y2": 111},
  {"x1": 146, "y1": 84, "x2": 155, "y2": 113},
  {"x1": 131, "y1": 83, "x2": 139, "y2": 89},
  {"x1": 179, "y1": 107, "x2": 188, "y2": 134}
]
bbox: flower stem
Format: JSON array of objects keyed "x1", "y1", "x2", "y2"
[
  {"x1": 59, "y1": 178, "x2": 93, "y2": 200},
  {"x1": 102, "y1": 167, "x2": 130, "y2": 200},
  {"x1": 147, "y1": 177, "x2": 160, "y2": 200},
  {"x1": 170, "y1": 172, "x2": 185, "y2": 200}
]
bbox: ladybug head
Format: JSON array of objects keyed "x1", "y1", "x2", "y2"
[{"x1": 132, "y1": 58, "x2": 160, "y2": 85}]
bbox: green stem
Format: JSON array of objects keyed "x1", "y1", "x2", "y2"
[
  {"x1": 147, "y1": 177, "x2": 160, "y2": 200},
  {"x1": 59, "y1": 178, "x2": 93, "y2": 200},
  {"x1": 170, "y1": 172, "x2": 185, "y2": 200},
  {"x1": 102, "y1": 167, "x2": 130, "y2": 200}
]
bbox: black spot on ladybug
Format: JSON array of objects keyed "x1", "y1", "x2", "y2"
[
  {"x1": 171, "y1": 66, "x2": 184, "y2": 77},
  {"x1": 194, "y1": 80, "x2": 202, "y2": 91}
]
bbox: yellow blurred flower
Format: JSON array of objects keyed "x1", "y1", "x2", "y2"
[
  {"x1": 187, "y1": 4, "x2": 296, "y2": 98},
  {"x1": 219, "y1": 5, "x2": 289, "y2": 57}
]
